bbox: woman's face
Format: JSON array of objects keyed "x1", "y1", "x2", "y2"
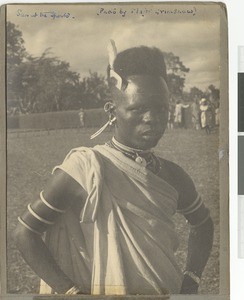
[{"x1": 113, "y1": 75, "x2": 169, "y2": 150}]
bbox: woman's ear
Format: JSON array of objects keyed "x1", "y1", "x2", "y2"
[{"x1": 104, "y1": 101, "x2": 115, "y2": 113}]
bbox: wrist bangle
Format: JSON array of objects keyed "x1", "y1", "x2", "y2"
[
  {"x1": 65, "y1": 286, "x2": 81, "y2": 294},
  {"x1": 183, "y1": 271, "x2": 201, "y2": 285}
]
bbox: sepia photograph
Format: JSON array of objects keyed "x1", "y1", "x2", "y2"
[{"x1": 1, "y1": 2, "x2": 228, "y2": 298}]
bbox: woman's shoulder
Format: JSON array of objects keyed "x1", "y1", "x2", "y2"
[
  {"x1": 56, "y1": 146, "x2": 100, "y2": 170},
  {"x1": 52, "y1": 146, "x2": 99, "y2": 189},
  {"x1": 157, "y1": 157, "x2": 197, "y2": 207},
  {"x1": 158, "y1": 157, "x2": 190, "y2": 181}
]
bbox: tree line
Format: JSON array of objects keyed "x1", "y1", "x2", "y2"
[{"x1": 7, "y1": 21, "x2": 219, "y2": 115}]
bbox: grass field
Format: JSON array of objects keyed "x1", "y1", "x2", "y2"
[{"x1": 6, "y1": 128, "x2": 220, "y2": 294}]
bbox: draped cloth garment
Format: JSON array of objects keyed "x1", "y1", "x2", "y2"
[{"x1": 40, "y1": 145, "x2": 183, "y2": 295}]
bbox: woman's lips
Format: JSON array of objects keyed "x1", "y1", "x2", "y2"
[{"x1": 141, "y1": 130, "x2": 162, "y2": 137}]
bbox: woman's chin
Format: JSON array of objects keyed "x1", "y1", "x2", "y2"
[{"x1": 136, "y1": 136, "x2": 162, "y2": 150}]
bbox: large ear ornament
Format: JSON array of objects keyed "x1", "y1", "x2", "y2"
[
  {"x1": 90, "y1": 115, "x2": 116, "y2": 140},
  {"x1": 90, "y1": 119, "x2": 111, "y2": 140}
]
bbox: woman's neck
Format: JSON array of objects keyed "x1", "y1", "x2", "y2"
[{"x1": 112, "y1": 136, "x2": 151, "y2": 154}]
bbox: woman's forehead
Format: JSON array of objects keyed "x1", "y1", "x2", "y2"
[
  {"x1": 112, "y1": 75, "x2": 169, "y2": 107},
  {"x1": 124, "y1": 75, "x2": 169, "y2": 96}
]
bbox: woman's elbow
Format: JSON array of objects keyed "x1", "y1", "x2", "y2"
[{"x1": 13, "y1": 222, "x2": 39, "y2": 251}]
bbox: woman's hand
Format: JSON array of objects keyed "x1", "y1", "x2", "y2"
[{"x1": 180, "y1": 273, "x2": 199, "y2": 294}]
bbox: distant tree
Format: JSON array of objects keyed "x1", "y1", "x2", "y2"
[
  {"x1": 7, "y1": 22, "x2": 28, "y2": 110},
  {"x1": 6, "y1": 23, "x2": 109, "y2": 113},
  {"x1": 21, "y1": 49, "x2": 81, "y2": 112},
  {"x1": 163, "y1": 52, "x2": 190, "y2": 98},
  {"x1": 7, "y1": 22, "x2": 27, "y2": 70},
  {"x1": 15, "y1": 52, "x2": 109, "y2": 112},
  {"x1": 78, "y1": 71, "x2": 109, "y2": 109}
]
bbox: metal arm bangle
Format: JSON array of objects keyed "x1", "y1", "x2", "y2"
[
  {"x1": 183, "y1": 271, "x2": 201, "y2": 285},
  {"x1": 177, "y1": 194, "x2": 203, "y2": 215},
  {"x1": 27, "y1": 203, "x2": 55, "y2": 225},
  {"x1": 190, "y1": 210, "x2": 210, "y2": 229},
  {"x1": 18, "y1": 217, "x2": 43, "y2": 235},
  {"x1": 40, "y1": 191, "x2": 66, "y2": 213}
]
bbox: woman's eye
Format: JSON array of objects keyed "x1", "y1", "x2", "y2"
[{"x1": 131, "y1": 107, "x2": 144, "y2": 112}]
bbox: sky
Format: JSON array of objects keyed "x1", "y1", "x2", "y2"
[{"x1": 7, "y1": 3, "x2": 221, "y2": 92}]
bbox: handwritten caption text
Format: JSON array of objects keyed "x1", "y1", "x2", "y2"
[
  {"x1": 16, "y1": 9, "x2": 75, "y2": 20},
  {"x1": 96, "y1": 7, "x2": 197, "y2": 17}
]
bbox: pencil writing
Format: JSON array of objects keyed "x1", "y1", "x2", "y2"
[
  {"x1": 16, "y1": 9, "x2": 75, "y2": 20},
  {"x1": 96, "y1": 7, "x2": 197, "y2": 17}
]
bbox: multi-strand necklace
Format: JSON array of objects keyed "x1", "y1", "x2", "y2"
[{"x1": 106, "y1": 137, "x2": 162, "y2": 175}]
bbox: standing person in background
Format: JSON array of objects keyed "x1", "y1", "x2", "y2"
[
  {"x1": 215, "y1": 102, "x2": 220, "y2": 127},
  {"x1": 168, "y1": 102, "x2": 175, "y2": 130},
  {"x1": 14, "y1": 43, "x2": 213, "y2": 296},
  {"x1": 174, "y1": 100, "x2": 182, "y2": 128},
  {"x1": 78, "y1": 108, "x2": 85, "y2": 128},
  {"x1": 181, "y1": 102, "x2": 191, "y2": 129},
  {"x1": 191, "y1": 99, "x2": 200, "y2": 130},
  {"x1": 200, "y1": 98, "x2": 213, "y2": 134}
]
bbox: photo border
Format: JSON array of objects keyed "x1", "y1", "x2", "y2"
[{"x1": 0, "y1": 2, "x2": 229, "y2": 299}]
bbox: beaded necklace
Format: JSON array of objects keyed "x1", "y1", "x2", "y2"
[{"x1": 106, "y1": 137, "x2": 162, "y2": 175}]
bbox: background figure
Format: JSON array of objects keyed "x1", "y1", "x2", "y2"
[
  {"x1": 174, "y1": 100, "x2": 182, "y2": 128},
  {"x1": 200, "y1": 99, "x2": 213, "y2": 134},
  {"x1": 78, "y1": 108, "x2": 85, "y2": 127},
  {"x1": 181, "y1": 103, "x2": 191, "y2": 129},
  {"x1": 215, "y1": 102, "x2": 220, "y2": 127},
  {"x1": 168, "y1": 103, "x2": 175, "y2": 130},
  {"x1": 191, "y1": 99, "x2": 200, "y2": 130}
]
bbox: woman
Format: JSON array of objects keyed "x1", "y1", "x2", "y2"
[
  {"x1": 14, "y1": 43, "x2": 213, "y2": 295},
  {"x1": 200, "y1": 98, "x2": 214, "y2": 134}
]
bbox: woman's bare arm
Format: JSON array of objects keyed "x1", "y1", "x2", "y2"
[
  {"x1": 13, "y1": 170, "x2": 86, "y2": 294},
  {"x1": 162, "y1": 160, "x2": 214, "y2": 294},
  {"x1": 14, "y1": 225, "x2": 74, "y2": 293}
]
